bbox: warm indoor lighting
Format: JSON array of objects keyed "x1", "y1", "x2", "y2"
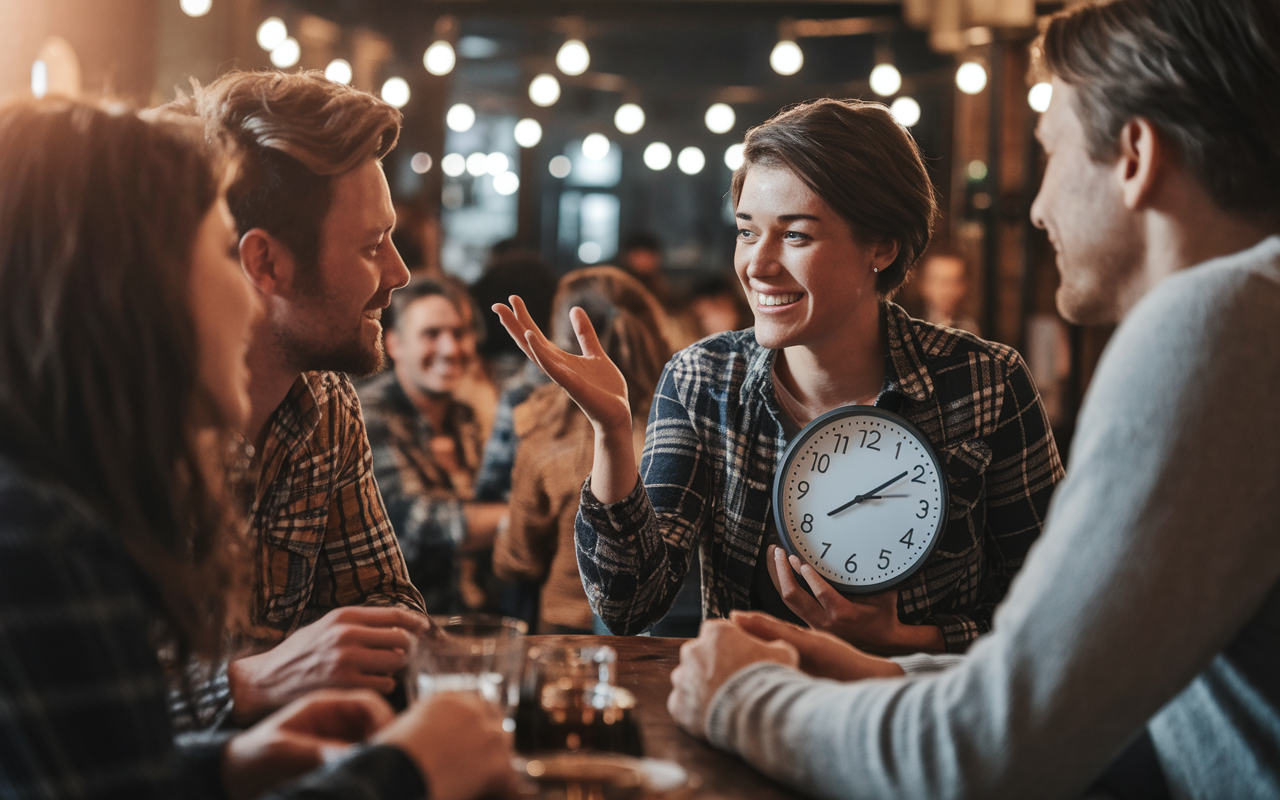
[
  {"x1": 324, "y1": 59, "x2": 352, "y2": 84},
  {"x1": 446, "y1": 103, "x2": 475, "y2": 132},
  {"x1": 31, "y1": 60, "x2": 48, "y2": 98},
  {"x1": 869, "y1": 63, "x2": 902, "y2": 97},
  {"x1": 466, "y1": 152, "x2": 488, "y2": 177},
  {"x1": 643, "y1": 142, "x2": 672, "y2": 171},
  {"x1": 485, "y1": 152, "x2": 510, "y2": 176},
  {"x1": 890, "y1": 96, "x2": 921, "y2": 127},
  {"x1": 410, "y1": 153, "x2": 433, "y2": 174},
  {"x1": 256, "y1": 17, "x2": 287, "y2": 51},
  {"x1": 677, "y1": 146, "x2": 706, "y2": 175},
  {"x1": 579, "y1": 242, "x2": 603, "y2": 263},
  {"x1": 582, "y1": 133, "x2": 611, "y2": 161},
  {"x1": 724, "y1": 143, "x2": 745, "y2": 170},
  {"x1": 514, "y1": 118, "x2": 543, "y2": 148},
  {"x1": 705, "y1": 103, "x2": 736, "y2": 134},
  {"x1": 381, "y1": 77, "x2": 410, "y2": 108},
  {"x1": 423, "y1": 41, "x2": 456, "y2": 76},
  {"x1": 493, "y1": 171, "x2": 520, "y2": 196},
  {"x1": 956, "y1": 61, "x2": 988, "y2": 95},
  {"x1": 556, "y1": 39, "x2": 590, "y2": 76},
  {"x1": 1028, "y1": 82, "x2": 1053, "y2": 113},
  {"x1": 548, "y1": 155, "x2": 572, "y2": 178},
  {"x1": 770, "y1": 40, "x2": 803, "y2": 76},
  {"x1": 441, "y1": 153, "x2": 466, "y2": 177},
  {"x1": 614, "y1": 104, "x2": 645, "y2": 135},
  {"x1": 269, "y1": 38, "x2": 301, "y2": 68},
  {"x1": 529, "y1": 74, "x2": 561, "y2": 107},
  {"x1": 180, "y1": 0, "x2": 212, "y2": 18}
]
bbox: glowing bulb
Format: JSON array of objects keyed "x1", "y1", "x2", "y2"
[
  {"x1": 579, "y1": 242, "x2": 602, "y2": 263},
  {"x1": 529, "y1": 74, "x2": 561, "y2": 107},
  {"x1": 582, "y1": 133, "x2": 611, "y2": 161},
  {"x1": 869, "y1": 63, "x2": 902, "y2": 97},
  {"x1": 410, "y1": 153, "x2": 433, "y2": 174},
  {"x1": 514, "y1": 119, "x2": 542, "y2": 148},
  {"x1": 381, "y1": 77, "x2": 410, "y2": 108},
  {"x1": 705, "y1": 103, "x2": 736, "y2": 134},
  {"x1": 678, "y1": 146, "x2": 705, "y2": 175},
  {"x1": 31, "y1": 60, "x2": 48, "y2": 98},
  {"x1": 493, "y1": 171, "x2": 520, "y2": 196},
  {"x1": 446, "y1": 103, "x2": 475, "y2": 132},
  {"x1": 441, "y1": 153, "x2": 466, "y2": 177},
  {"x1": 770, "y1": 40, "x2": 803, "y2": 76},
  {"x1": 256, "y1": 17, "x2": 287, "y2": 51},
  {"x1": 724, "y1": 143, "x2": 745, "y2": 170},
  {"x1": 549, "y1": 155, "x2": 572, "y2": 179},
  {"x1": 890, "y1": 96, "x2": 921, "y2": 127},
  {"x1": 423, "y1": 41, "x2": 456, "y2": 76},
  {"x1": 180, "y1": 0, "x2": 212, "y2": 18},
  {"x1": 324, "y1": 59, "x2": 352, "y2": 84},
  {"x1": 614, "y1": 104, "x2": 645, "y2": 135},
  {"x1": 956, "y1": 61, "x2": 988, "y2": 95},
  {"x1": 644, "y1": 142, "x2": 672, "y2": 171},
  {"x1": 1028, "y1": 82, "x2": 1053, "y2": 113},
  {"x1": 466, "y1": 152, "x2": 487, "y2": 177},
  {"x1": 556, "y1": 39, "x2": 590, "y2": 76},
  {"x1": 269, "y1": 38, "x2": 300, "y2": 68},
  {"x1": 485, "y1": 152, "x2": 510, "y2": 176}
]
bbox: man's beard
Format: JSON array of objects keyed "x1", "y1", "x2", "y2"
[{"x1": 283, "y1": 323, "x2": 386, "y2": 377}]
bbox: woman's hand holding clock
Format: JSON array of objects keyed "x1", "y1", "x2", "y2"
[
  {"x1": 492, "y1": 296, "x2": 638, "y2": 503},
  {"x1": 766, "y1": 545, "x2": 945, "y2": 655}
]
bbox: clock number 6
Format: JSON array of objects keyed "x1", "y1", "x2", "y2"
[{"x1": 844, "y1": 554, "x2": 858, "y2": 573}]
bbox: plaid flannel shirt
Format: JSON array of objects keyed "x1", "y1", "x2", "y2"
[
  {"x1": 578, "y1": 303, "x2": 1064, "y2": 652},
  {"x1": 170, "y1": 372, "x2": 424, "y2": 731},
  {"x1": 358, "y1": 371, "x2": 484, "y2": 614},
  {"x1": 0, "y1": 458, "x2": 425, "y2": 800}
]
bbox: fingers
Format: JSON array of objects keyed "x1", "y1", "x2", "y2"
[
  {"x1": 282, "y1": 689, "x2": 397, "y2": 740},
  {"x1": 491, "y1": 302, "x2": 539, "y2": 363},
  {"x1": 332, "y1": 624, "x2": 415, "y2": 652},
  {"x1": 324, "y1": 606, "x2": 428, "y2": 633},
  {"x1": 343, "y1": 646, "x2": 410, "y2": 678},
  {"x1": 729, "y1": 609, "x2": 809, "y2": 644},
  {"x1": 791, "y1": 556, "x2": 848, "y2": 609},
  {"x1": 569, "y1": 306, "x2": 607, "y2": 359},
  {"x1": 769, "y1": 547, "x2": 824, "y2": 624}
]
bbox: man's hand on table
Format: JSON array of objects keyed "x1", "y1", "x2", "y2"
[
  {"x1": 228, "y1": 606, "x2": 430, "y2": 725},
  {"x1": 729, "y1": 611, "x2": 905, "y2": 682},
  {"x1": 223, "y1": 689, "x2": 517, "y2": 800},
  {"x1": 668, "y1": 620, "x2": 800, "y2": 739}
]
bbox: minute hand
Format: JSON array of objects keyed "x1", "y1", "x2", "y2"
[{"x1": 827, "y1": 471, "x2": 909, "y2": 517}]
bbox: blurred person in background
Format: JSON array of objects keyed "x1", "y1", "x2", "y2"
[
  {"x1": 684, "y1": 273, "x2": 755, "y2": 339},
  {"x1": 618, "y1": 231, "x2": 673, "y2": 309},
  {"x1": 0, "y1": 96, "x2": 513, "y2": 800},
  {"x1": 494, "y1": 268, "x2": 673, "y2": 634},
  {"x1": 668, "y1": 1, "x2": 1280, "y2": 798},
  {"x1": 916, "y1": 245, "x2": 980, "y2": 335},
  {"x1": 170, "y1": 70, "x2": 426, "y2": 731},
  {"x1": 496, "y1": 98, "x2": 1062, "y2": 654},
  {"x1": 360, "y1": 278, "x2": 507, "y2": 615}
]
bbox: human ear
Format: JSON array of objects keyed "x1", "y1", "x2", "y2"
[
  {"x1": 1117, "y1": 118, "x2": 1162, "y2": 211},
  {"x1": 870, "y1": 238, "x2": 900, "y2": 273},
  {"x1": 238, "y1": 228, "x2": 296, "y2": 296}
]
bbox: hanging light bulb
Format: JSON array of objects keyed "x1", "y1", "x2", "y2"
[
  {"x1": 890, "y1": 96, "x2": 921, "y2": 127},
  {"x1": 770, "y1": 40, "x2": 803, "y2": 76},
  {"x1": 548, "y1": 155, "x2": 572, "y2": 179},
  {"x1": 614, "y1": 104, "x2": 645, "y2": 135},
  {"x1": 705, "y1": 103, "x2": 736, "y2": 134},
  {"x1": 493, "y1": 172, "x2": 520, "y2": 196},
  {"x1": 869, "y1": 63, "x2": 902, "y2": 97},
  {"x1": 678, "y1": 146, "x2": 706, "y2": 175},
  {"x1": 324, "y1": 59, "x2": 352, "y2": 84},
  {"x1": 644, "y1": 142, "x2": 672, "y2": 171},
  {"x1": 423, "y1": 41, "x2": 456, "y2": 76},
  {"x1": 256, "y1": 17, "x2": 287, "y2": 51},
  {"x1": 381, "y1": 77, "x2": 410, "y2": 108},
  {"x1": 724, "y1": 143, "x2": 745, "y2": 170},
  {"x1": 1028, "y1": 82, "x2": 1053, "y2": 113},
  {"x1": 956, "y1": 61, "x2": 988, "y2": 95},
  {"x1": 529, "y1": 74, "x2": 561, "y2": 107},
  {"x1": 582, "y1": 133, "x2": 611, "y2": 161},
  {"x1": 446, "y1": 103, "x2": 475, "y2": 132},
  {"x1": 441, "y1": 153, "x2": 467, "y2": 177},
  {"x1": 180, "y1": 0, "x2": 212, "y2": 18},
  {"x1": 514, "y1": 118, "x2": 543, "y2": 148},
  {"x1": 269, "y1": 37, "x2": 301, "y2": 68},
  {"x1": 556, "y1": 39, "x2": 590, "y2": 76}
]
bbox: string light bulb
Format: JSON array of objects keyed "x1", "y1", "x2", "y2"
[
  {"x1": 869, "y1": 63, "x2": 902, "y2": 97},
  {"x1": 556, "y1": 39, "x2": 590, "y2": 76},
  {"x1": 423, "y1": 41, "x2": 456, "y2": 76},
  {"x1": 770, "y1": 40, "x2": 803, "y2": 76},
  {"x1": 956, "y1": 61, "x2": 988, "y2": 95},
  {"x1": 256, "y1": 17, "x2": 287, "y2": 51},
  {"x1": 529, "y1": 74, "x2": 561, "y2": 107}
]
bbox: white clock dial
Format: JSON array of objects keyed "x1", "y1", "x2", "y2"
[{"x1": 773, "y1": 407, "x2": 948, "y2": 594}]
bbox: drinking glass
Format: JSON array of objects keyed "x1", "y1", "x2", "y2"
[
  {"x1": 516, "y1": 643, "x2": 643, "y2": 756},
  {"x1": 410, "y1": 614, "x2": 528, "y2": 726}
]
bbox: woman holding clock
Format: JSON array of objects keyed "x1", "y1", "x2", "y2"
[{"x1": 494, "y1": 98, "x2": 1063, "y2": 654}]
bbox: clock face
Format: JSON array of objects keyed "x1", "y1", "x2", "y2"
[{"x1": 773, "y1": 406, "x2": 948, "y2": 594}]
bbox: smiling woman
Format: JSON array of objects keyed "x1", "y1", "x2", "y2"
[{"x1": 495, "y1": 98, "x2": 1064, "y2": 653}]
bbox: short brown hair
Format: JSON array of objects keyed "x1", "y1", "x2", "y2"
[
  {"x1": 731, "y1": 98, "x2": 938, "y2": 296},
  {"x1": 173, "y1": 70, "x2": 402, "y2": 282},
  {"x1": 1039, "y1": 0, "x2": 1280, "y2": 222}
]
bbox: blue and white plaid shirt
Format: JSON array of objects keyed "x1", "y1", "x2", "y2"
[{"x1": 577, "y1": 303, "x2": 1064, "y2": 651}]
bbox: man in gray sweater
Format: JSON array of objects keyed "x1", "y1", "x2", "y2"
[{"x1": 668, "y1": 1, "x2": 1280, "y2": 798}]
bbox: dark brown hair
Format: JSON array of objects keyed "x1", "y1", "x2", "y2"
[
  {"x1": 172, "y1": 70, "x2": 402, "y2": 285},
  {"x1": 1039, "y1": 0, "x2": 1280, "y2": 222},
  {"x1": 0, "y1": 98, "x2": 242, "y2": 656},
  {"x1": 385, "y1": 275, "x2": 484, "y2": 344},
  {"x1": 731, "y1": 98, "x2": 939, "y2": 295},
  {"x1": 551, "y1": 267, "x2": 673, "y2": 422}
]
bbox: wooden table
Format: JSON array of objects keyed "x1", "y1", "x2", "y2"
[{"x1": 529, "y1": 635, "x2": 809, "y2": 800}]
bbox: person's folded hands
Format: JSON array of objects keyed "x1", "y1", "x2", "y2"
[{"x1": 729, "y1": 610, "x2": 905, "y2": 682}]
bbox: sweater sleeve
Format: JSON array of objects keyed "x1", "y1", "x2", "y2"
[{"x1": 705, "y1": 259, "x2": 1280, "y2": 799}]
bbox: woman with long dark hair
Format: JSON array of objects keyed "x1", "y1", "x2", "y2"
[{"x1": 0, "y1": 97, "x2": 512, "y2": 800}]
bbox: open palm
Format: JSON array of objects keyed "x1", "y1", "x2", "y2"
[{"x1": 492, "y1": 295, "x2": 632, "y2": 434}]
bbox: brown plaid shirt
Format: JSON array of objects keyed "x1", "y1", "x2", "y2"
[
  {"x1": 170, "y1": 371, "x2": 424, "y2": 730},
  {"x1": 578, "y1": 303, "x2": 1064, "y2": 652}
]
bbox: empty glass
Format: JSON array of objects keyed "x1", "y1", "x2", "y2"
[{"x1": 410, "y1": 614, "x2": 528, "y2": 726}]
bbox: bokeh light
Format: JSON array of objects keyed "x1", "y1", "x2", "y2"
[
  {"x1": 514, "y1": 118, "x2": 543, "y2": 148},
  {"x1": 770, "y1": 40, "x2": 803, "y2": 75},
  {"x1": 644, "y1": 142, "x2": 672, "y2": 171},
  {"x1": 556, "y1": 40, "x2": 590, "y2": 76},
  {"x1": 446, "y1": 103, "x2": 476, "y2": 132},
  {"x1": 869, "y1": 64, "x2": 902, "y2": 97},
  {"x1": 423, "y1": 41, "x2": 456, "y2": 76},
  {"x1": 529, "y1": 74, "x2": 561, "y2": 107},
  {"x1": 381, "y1": 77, "x2": 410, "y2": 108},
  {"x1": 678, "y1": 146, "x2": 706, "y2": 175}
]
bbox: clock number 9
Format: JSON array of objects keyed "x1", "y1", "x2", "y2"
[
  {"x1": 800, "y1": 514, "x2": 813, "y2": 533},
  {"x1": 797, "y1": 480, "x2": 809, "y2": 499}
]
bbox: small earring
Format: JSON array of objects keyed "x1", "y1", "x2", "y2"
[{"x1": 872, "y1": 267, "x2": 879, "y2": 274}]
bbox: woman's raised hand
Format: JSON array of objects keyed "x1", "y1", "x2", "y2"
[{"x1": 492, "y1": 295, "x2": 632, "y2": 435}]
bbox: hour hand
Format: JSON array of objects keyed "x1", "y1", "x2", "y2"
[{"x1": 827, "y1": 471, "x2": 909, "y2": 517}]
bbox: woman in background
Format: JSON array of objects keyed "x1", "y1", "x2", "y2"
[
  {"x1": 0, "y1": 97, "x2": 512, "y2": 800},
  {"x1": 494, "y1": 267, "x2": 673, "y2": 633}
]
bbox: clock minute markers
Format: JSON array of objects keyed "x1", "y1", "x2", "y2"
[{"x1": 826, "y1": 470, "x2": 909, "y2": 517}]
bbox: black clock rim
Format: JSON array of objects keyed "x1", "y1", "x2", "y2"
[{"x1": 771, "y1": 405, "x2": 951, "y2": 596}]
